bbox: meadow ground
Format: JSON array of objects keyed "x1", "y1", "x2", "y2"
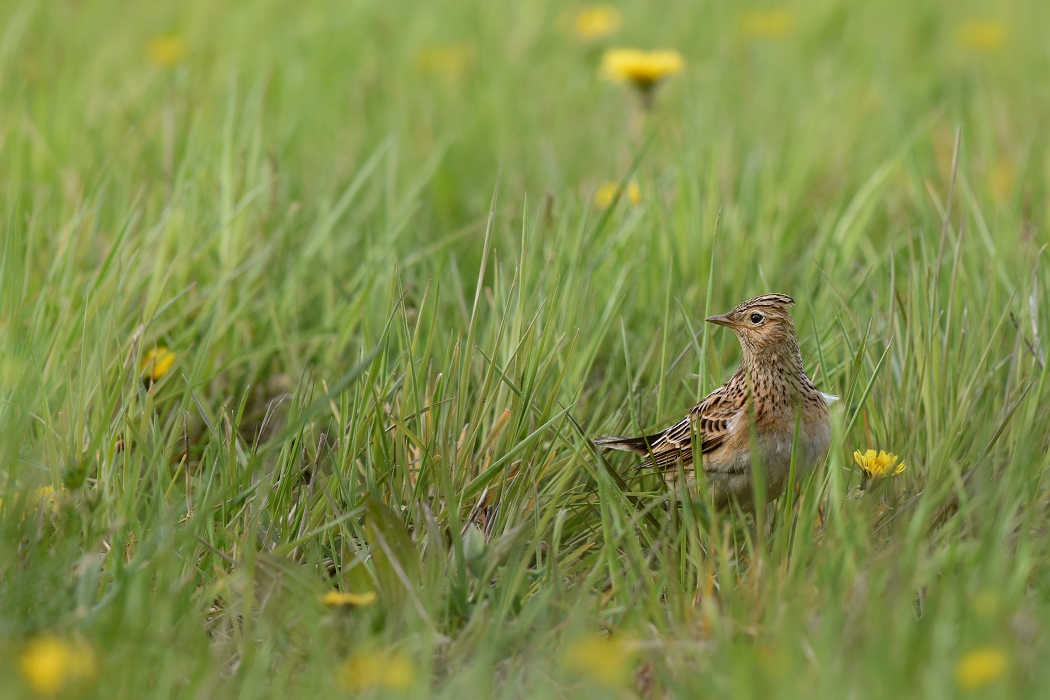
[{"x1": 1, "y1": 0, "x2": 1049, "y2": 697}]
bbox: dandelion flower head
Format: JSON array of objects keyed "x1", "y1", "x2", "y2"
[
  {"x1": 19, "y1": 636, "x2": 96, "y2": 696},
  {"x1": 321, "y1": 590, "x2": 378, "y2": 607},
  {"x1": 563, "y1": 634, "x2": 635, "y2": 687},
  {"x1": 32, "y1": 486, "x2": 60, "y2": 512},
  {"x1": 853, "y1": 449, "x2": 906, "y2": 480},
  {"x1": 141, "y1": 347, "x2": 176, "y2": 381},
  {"x1": 571, "y1": 6, "x2": 622, "y2": 41},
  {"x1": 956, "y1": 21, "x2": 1007, "y2": 52},
  {"x1": 600, "y1": 48, "x2": 683, "y2": 90},
  {"x1": 0, "y1": 485, "x2": 62, "y2": 517},
  {"x1": 956, "y1": 647, "x2": 1007, "y2": 689},
  {"x1": 339, "y1": 650, "x2": 415, "y2": 691},
  {"x1": 147, "y1": 34, "x2": 187, "y2": 68},
  {"x1": 594, "y1": 180, "x2": 641, "y2": 208}
]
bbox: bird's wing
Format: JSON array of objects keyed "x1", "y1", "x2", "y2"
[{"x1": 639, "y1": 377, "x2": 747, "y2": 471}]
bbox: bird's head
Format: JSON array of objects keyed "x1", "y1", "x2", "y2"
[{"x1": 706, "y1": 293, "x2": 798, "y2": 355}]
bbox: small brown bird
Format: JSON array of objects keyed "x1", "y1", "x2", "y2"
[{"x1": 594, "y1": 294, "x2": 836, "y2": 509}]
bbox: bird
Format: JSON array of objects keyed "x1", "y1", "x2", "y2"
[{"x1": 593, "y1": 293, "x2": 836, "y2": 510}]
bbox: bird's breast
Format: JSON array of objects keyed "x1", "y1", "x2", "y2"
[{"x1": 765, "y1": 408, "x2": 831, "y2": 472}]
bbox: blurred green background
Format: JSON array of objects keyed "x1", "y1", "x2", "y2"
[
  {"x1": 8, "y1": 0, "x2": 1048, "y2": 231},
  {"x1": 1, "y1": 0, "x2": 1048, "y2": 697}
]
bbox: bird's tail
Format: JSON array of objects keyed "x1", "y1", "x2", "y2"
[{"x1": 592, "y1": 432, "x2": 662, "y2": 455}]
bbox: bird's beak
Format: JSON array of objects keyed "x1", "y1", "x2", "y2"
[{"x1": 705, "y1": 314, "x2": 736, "y2": 328}]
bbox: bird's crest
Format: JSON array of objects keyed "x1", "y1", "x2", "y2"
[{"x1": 733, "y1": 293, "x2": 795, "y2": 314}]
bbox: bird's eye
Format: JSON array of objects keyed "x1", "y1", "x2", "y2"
[{"x1": 749, "y1": 313, "x2": 764, "y2": 324}]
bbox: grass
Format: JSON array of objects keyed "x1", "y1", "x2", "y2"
[{"x1": 1, "y1": 0, "x2": 1048, "y2": 697}]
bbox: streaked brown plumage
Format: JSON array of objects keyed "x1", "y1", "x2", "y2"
[{"x1": 594, "y1": 294, "x2": 836, "y2": 509}]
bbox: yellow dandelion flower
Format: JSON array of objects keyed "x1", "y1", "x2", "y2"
[
  {"x1": 0, "y1": 485, "x2": 63, "y2": 517},
  {"x1": 415, "y1": 43, "x2": 474, "y2": 80},
  {"x1": 571, "y1": 6, "x2": 622, "y2": 41},
  {"x1": 147, "y1": 34, "x2": 187, "y2": 69},
  {"x1": 321, "y1": 590, "x2": 378, "y2": 607},
  {"x1": 20, "y1": 636, "x2": 96, "y2": 696},
  {"x1": 956, "y1": 647, "x2": 1007, "y2": 690},
  {"x1": 956, "y1": 21, "x2": 1007, "y2": 52},
  {"x1": 338, "y1": 650, "x2": 415, "y2": 691},
  {"x1": 563, "y1": 634, "x2": 634, "y2": 688},
  {"x1": 853, "y1": 449, "x2": 906, "y2": 480},
  {"x1": 600, "y1": 48, "x2": 683, "y2": 91},
  {"x1": 31, "y1": 486, "x2": 60, "y2": 512},
  {"x1": 140, "y1": 347, "x2": 176, "y2": 381},
  {"x1": 594, "y1": 180, "x2": 641, "y2": 208},
  {"x1": 740, "y1": 9, "x2": 796, "y2": 39}
]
